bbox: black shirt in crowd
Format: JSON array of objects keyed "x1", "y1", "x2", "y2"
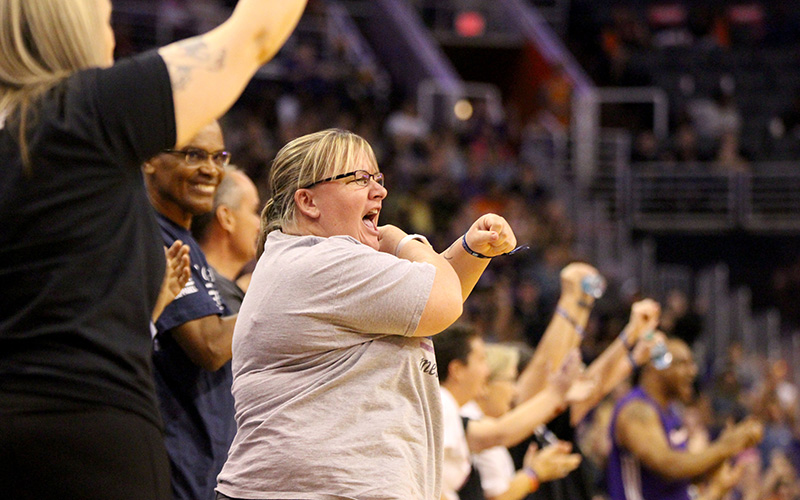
[{"x1": 0, "y1": 51, "x2": 176, "y2": 428}]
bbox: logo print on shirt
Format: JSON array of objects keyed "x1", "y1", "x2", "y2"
[
  {"x1": 669, "y1": 427, "x2": 689, "y2": 447},
  {"x1": 419, "y1": 338, "x2": 437, "y2": 376},
  {"x1": 174, "y1": 277, "x2": 199, "y2": 300}
]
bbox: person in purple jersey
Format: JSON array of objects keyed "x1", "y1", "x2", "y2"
[{"x1": 607, "y1": 337, "x2": 763, "y2": 500}]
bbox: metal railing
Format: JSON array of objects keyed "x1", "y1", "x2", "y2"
[{"x1": 522, "y1": 129, "x2": 800, "y2": 232}]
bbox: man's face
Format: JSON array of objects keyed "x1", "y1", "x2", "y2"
[
  {"x1": 662, "y1": 339, "x2": 698, "y2": 403},
  {"x1": 145, "y1": 121, "x2": 227, "y2": 227},
  {"x1": 227, "y1": 171, "x2": 261, "y2": 262}
]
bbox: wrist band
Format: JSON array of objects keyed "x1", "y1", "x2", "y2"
[
  {"x1": 619, "y1": 329, "x2": 634, "y2": 350},
  {"x1": 523, "y1": 466, "x2": 540, "y2": 493},
  {"x1": 461, "y1": 233, "x2": 530, "y2": 259},
  {"x1": 627, "y1": 348, "x2": 639, "y2": 370},
  {"x1": 555, "y1": 306, "x2": 585, "y2": 338},
  {"x1": 395, "y1": 234, "x2": 430, "y2": 256}
]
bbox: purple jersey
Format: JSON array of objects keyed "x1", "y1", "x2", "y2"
[{"x1": 607, "y1": 387, "x2": 691, "y2": 500}]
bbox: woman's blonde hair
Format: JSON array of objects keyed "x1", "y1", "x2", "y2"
[
  {"x1": 257, "y1": 128, "x2": 378, "y2": 256},
  {"x1": 485, "y1": 344, "x2": 520, "y2": 382},
  {"x1": 0, "y1": 0, "x2": 109, "y2": 162}
]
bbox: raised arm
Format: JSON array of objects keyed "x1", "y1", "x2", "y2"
[
  {"x1": 517, "y1": 263, "x2": 599, "y2": 402},
  {"x1": 158, "y1": 0, "x2": 308, "y2": 146},
  {"x1": 569, "y1": 299, "x2": 661, "y2": 425},
  {"x1": 439, "y1": 213, "x2": 518, "y2": 300},
  {"x1": 615, "y1": 401, "x2": 763, "y2": 482},
  {"x1": 378, "y1": 214, "x2": 517, "y2": 337},
  {"x1": 466, "y1": 349, "x2": 582, "y2": 452},
  {"x1": 152, "y1": 240, "x2": 191, "y2": 322}
]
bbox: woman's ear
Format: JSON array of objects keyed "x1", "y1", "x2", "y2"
[
  {"x1": 142, "y1": 160, "x2": 156, "y2": 175},
  {"x1": 294, "y1": 188, "x2": 320, "y2": 219}
]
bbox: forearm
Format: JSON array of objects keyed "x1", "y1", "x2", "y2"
[
  {"x1": 161, "y1": 0, "x2": 307, "y2": 146},
  {"x1": 469, "y1": 386, "x2": 565, "y2": 452},
  {"x1": 518, "y1": 296, "x2": 590, "y2": 401},
  {"x1": 173, "y1": 314, "x2": 237, "y2": 371},
  {"x1": 152, "y1": 289, "x2": 172, "y2": 323},
  {"x1": 488, "y1": 471, "x2": 536, "y2": 500},
  {"x1": 642, "y1": 444, "x2": 734, "y2": 482},
  {"x1": 440, "y1": 237, "x2": 491, "y2": 301},
  {"x1": 570, "y1": 338, "x2": 631, "y2": 425}
]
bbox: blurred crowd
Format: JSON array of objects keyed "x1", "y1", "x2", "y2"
[{"x1": 113, "y1": 0, "x2": 800, "y2": 496}]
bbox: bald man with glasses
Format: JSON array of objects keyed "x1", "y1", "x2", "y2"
[{"x1": 143, "y1": 120, "x2": 238, "y2": 500}]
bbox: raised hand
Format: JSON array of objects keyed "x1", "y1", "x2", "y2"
[
  {"x1": 463, "y1": 213, "x2": 517, "y2": 258},
  {"x1": 164, "y1": 240, "x2": 191, "y2": 299},
  {"x1": 625, "y1": 298, "x2": 661, "y2": 347},
  {"x1": 558, "y1": 262, "x2": 601, "y2": 300},
  {"x1": 152, "y1": 240, "x2": 191, "y2": 322},
  {"x1": 377, "y1": 224, "x2": 407, "y2": 255}
]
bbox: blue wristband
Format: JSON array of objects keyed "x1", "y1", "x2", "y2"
[
  {"x1": 555, "y1": 306, "x2": 585, "y2": 338},
  {"x1": 461, "y1": 233, "x2": 530, "y2": 259}
]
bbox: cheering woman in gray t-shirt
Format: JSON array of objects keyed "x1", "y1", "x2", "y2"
[{"x1": 216, "y1": 128, "x2": 518, "y2": 500}]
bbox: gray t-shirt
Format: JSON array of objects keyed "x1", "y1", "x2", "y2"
[{"x1": 217, "y1": 231, "x2": 441, "y2": 500}]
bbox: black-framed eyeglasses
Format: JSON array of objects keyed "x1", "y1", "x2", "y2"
[
  {"x1": 303, "y1": 169, "x2": 385, "y2": 189},
  {"x1": 163, "y1": 147, "x2": 231, "y2": 169}
]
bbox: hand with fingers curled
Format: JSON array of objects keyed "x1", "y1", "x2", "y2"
[
  {"x1": 524, "y1": 440, "x2": 583, "y2": 484},
  {"x1": 377, "y1": 224, "x2": 408, "y2": 255},
  {"x1": 462, "y1": 213, "x2": 517, "y2": 258},
  {"x1": 624, "y1": 298, "x2": 662, "y2": 347},
  {"x1": 630, "y1": 330, "x2": 667, "y2": 367},
  {"x1": 558, "y1": 262, "x2": 601, "y2": 302},
  {"x1": 718, "y1": 417, "x2": 764, "y2": 455}
]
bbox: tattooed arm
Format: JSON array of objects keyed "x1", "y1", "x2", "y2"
[{"x1": 158, "y1": 0, "x2": 307, "y2": 147}]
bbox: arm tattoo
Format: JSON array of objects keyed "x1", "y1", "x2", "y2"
[
  {"x1": 443, "y1": 248, "x2": 454, "y2": 261},
  {"x1": 167, "y1": 37, "x2": 228, "y2": 91}
]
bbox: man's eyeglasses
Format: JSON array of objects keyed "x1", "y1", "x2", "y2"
[
  {"x1": 163, "y1": 147, "x2": 231, "y2": 169},
  {"x1": 303, "y1": 169, "x2": 384, "y2": 189}
]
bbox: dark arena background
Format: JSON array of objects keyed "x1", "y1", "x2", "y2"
[{"x1": 112, "y1": 0, "x2": 800, "y2": 495}]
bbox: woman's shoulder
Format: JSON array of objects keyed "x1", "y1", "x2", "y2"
[{"x1": 267, "y1": 231, "x2": 377, "y2": 257}]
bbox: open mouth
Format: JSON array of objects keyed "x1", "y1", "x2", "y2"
[
  {"x1": 190, "y1": 183, "x2": 217, "y2": 196},
  {"x1": 362, "y1": 209, "x2": 379, "y2": 231}
]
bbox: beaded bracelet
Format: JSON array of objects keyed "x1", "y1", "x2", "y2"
[
  {"x1": 627, "y1": 348, "x2": 639, "y2": 369},
  {"x1": 555, "y1": 306, "x2": 585, "y2": 338}
]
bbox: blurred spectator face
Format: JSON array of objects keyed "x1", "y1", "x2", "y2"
[
  {"x1": 662, "y1": 339, "x2": 698, "y2": 403},
  {"x1": 227, "y1": 171, "x2": 262, "y2": 262},
  {"x1": 481, "y1": 364, "x2": 518, "y2": 418},
  {"x1": 460, "y1": 337, "x2": 491, "y2": 403}
]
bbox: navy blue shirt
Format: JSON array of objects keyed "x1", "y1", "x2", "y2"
[{"x1": 153, "y1": 213, "x2": 235, "y2": 500}]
